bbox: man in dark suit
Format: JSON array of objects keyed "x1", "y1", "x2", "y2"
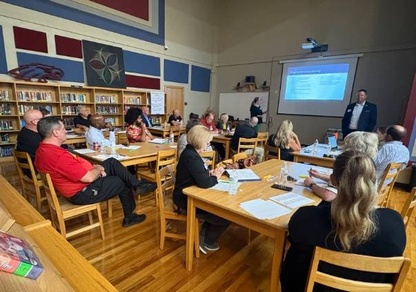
[
  {"x1": 140, "y1": 106, "x2": 153, "y2": 128},
  {"x1": 342, "y1": 89, "x2": 377, "y2": 139}
]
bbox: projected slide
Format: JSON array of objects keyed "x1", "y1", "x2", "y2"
[
  {"x1": 285, "y1": 64, "x2": 349, "y2": 101},
  {"x1": 278, "y1": 56, "x2": 359, "y2": 117}
]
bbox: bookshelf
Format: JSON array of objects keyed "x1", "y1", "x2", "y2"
[{"x1": 0, "y1": 80, "x2": 167, "y2": 160}]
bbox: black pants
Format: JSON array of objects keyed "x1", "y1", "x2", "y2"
[
  {"x1": 197, "y1": 209, "x2": 229, "y2": 245},
  {"x1": 69, "y1": 158, "x2": 140, "y2": 219},
  {"x1": 212, "y1": 142, "x2": 226, "y2": 161}
]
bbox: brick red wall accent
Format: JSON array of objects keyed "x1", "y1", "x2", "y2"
[
  {"x1": 90, "y1": 0, "x2": 149, "y2": 20},
  {"x1": 126, "y1": 74, "x2": 160, "y2": 89},
  {"x1": 55, "y1": 35, "x2": 82, "y2": 58},
  {"x1": 13, "y1": 26, "x2": 48, "y2": 53}
]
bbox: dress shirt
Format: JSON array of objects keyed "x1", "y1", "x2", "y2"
[
  {"x1": 374, "y1": 141, "x2": 409, "y2": 180},
  {"x1": 349, "y1": 102, "x2": 365, "y2": 130},
  {"x1": 85, "y1": 127, "x2": 110, "y2": 147},
  {"x1": 142, "y1": 114, "x2": 152, "y2": 127}
]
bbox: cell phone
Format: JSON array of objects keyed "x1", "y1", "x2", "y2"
[{"x1": 271, "y1": 184, "x2": 293, "y2": 191}]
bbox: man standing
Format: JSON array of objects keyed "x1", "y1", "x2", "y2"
[
  {"x1": 374, "y1": 125, "x2": 410, "y2": 180},
  {"x1": 85, "y1": 115, "x2": 111, "y2": 148},
  {"x1": 141, "y1": 106, "x2": 153, "y2": 128},
  {"x1": 168, "y1": 109, "x2": 183, "y2": 126},
  {"x1": 342, "y1": 89, "x2": 377, "y2": 139},
  {"x1": 16, "y1": 109, "x2": 43, "y2": 161},
  {"x1": 35, "y1": 117, "x2": 156, "y2": 227}
]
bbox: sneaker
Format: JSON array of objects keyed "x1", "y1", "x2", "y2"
[
  {"x1": 135, "y1": 181, "x2": 157, "y2": 195},
  {"x1": 199, "y1": 244, "x2": 208, "y2": 255},
  {"x1": 203, "y1": 242, "x2": 220, "y2": 252},
  {"x1": 122, "y1": 214, "x2": 146, "y2": 227}
]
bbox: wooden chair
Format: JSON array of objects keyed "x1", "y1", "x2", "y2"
[
  {"x1": 169, "y1": 125, "x2": 181, "y2": 141},
  {"x1": 256, "y1": 132, "x2": 268, "y2": 161},
  {"x1": 233, "y1": 152, "x2": 248, "y2": 163},
  {"x1": 157, "y1": 164, "x2": 199, "y2": 258},
  {"x1": 137, "y1": 148, "x2": 177, "y2": 205},
  {"x1": 201, "y1": 150, "x2": 216, "y2": 169},
  {"x1": 264, "y1": 144, "x2": 281, "y2": 160},
  {"x1": 377, "y1": 163, "x2": 403, "y2": 207},
  {"x1": 13, "y1": 150, "x2": 47, "y2": 212},
  {"x1": 305, "y1": 246, "x2": 411, "y2": 292},
  {"x1": 237, "y1": 137, "x2": 257, "y2": 155},
  {"x1": 401, "y1": 187, "x2": 416, "y2": 229},
  {"x1": 40, "y1": 172, "x2": 105, "y2": 240}
]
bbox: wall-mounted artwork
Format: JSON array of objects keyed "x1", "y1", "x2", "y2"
[{"x1": 83, "y1": 40, "x2": 126, "y2": 88}]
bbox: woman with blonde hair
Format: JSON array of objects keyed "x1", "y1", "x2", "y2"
[
  {"x1": 173, "y1": 125, "x2": 229, "y2": 254},
  {"x1": 267, "y1": 119, "x2": 301, "y2": 161},
  {"x1": 281, "y1": 151, "x2": 406, "y2": 291},
  {"x1": 216, "y1": 113, "x2": 229, "y2": 131}
]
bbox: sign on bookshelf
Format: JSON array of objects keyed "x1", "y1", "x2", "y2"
[{"x1": 150, "y1": 91, "x2": 165, "y2": 114}]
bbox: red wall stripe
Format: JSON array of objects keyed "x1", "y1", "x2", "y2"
[
  {"x1": 126, "y1": 74, "x2": 160, "y2": 89},
  {"x1": 90, "y1": 0, "x2": 149, "y2": 20},
  {"x1": 13, "y1": 26, "x2": 48, "y2": 53},
  {"x1": 55, "y1": 35, "x2": 82, "y2": 59}
]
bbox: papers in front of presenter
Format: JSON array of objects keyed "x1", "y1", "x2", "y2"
[
  {"x1": 150, "y1": 138, "x2": 169, "y2": 144},
  {"x1": 240, "y1": 192, "x2": 314, "y2": 220}
]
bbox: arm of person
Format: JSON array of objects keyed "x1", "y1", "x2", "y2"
[
  {"x1": 142, "y1": 124, "x2": 153, "y2": 140},
  {"x1": 185, "y1": 155, "x2": 218, "y2": 188},
  {"x1": 304, "y1": 177, "x2": 337, "y2": 202},
  {"x1": 79, "y1": 165, "x2": 105, "y2": 183},
  {"x1": 290, "y1": 133, "x2": 302, "y2": 151},
  {"x1": 308, "y1": 168, "x2": 330, "y2": 182}
]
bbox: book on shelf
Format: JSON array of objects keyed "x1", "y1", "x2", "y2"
[{"x1": 0, "y1": 231, "x2": 43, "y2": 279}]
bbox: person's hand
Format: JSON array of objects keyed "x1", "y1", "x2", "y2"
[
  {"x1": 304, "y1": 177, "x2": 314, "y2": 187},
  {"x1": 309, "y1": 168, "x2": 322, "y2": 179},
  {"x1": 212, "y1": 166, "x2": 225, "y2": 179},
  {"x1": 100, "y1": 170, "x2": 107, "y2": 177}
]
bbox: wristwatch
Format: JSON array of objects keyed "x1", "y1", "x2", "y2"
[{"x1": 308, "y1": 182, "x2": 317, "y2": 189}]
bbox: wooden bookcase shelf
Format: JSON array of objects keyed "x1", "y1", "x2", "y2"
[{"x1": 0, "y1": 80, "x2": 167, "y2": 160}]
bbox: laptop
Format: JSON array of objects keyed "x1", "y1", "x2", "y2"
[{"x1": 328, "y1": 135, "x2": 338, "y2": 150}]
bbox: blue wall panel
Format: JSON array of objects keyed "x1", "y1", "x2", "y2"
[
  {"x1": 17, "y1": 52, "x2": 84, "y2": 83},
  {"x1": 124, "y1": 51, "x2": 160, "y2": 76},
  {"x1": 164, "y1": 60, "x2": 188, "y2": 83},
  {"x1": 0, "y1": 26, "x2": 7, "y2": 74},
  {"x1": 191, "y1": 65, "x2": 211, "y2": 92}
]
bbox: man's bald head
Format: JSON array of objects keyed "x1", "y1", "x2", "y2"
[
  {"x1": 89, "y1": 115, "x2": 105, "y2": 129},
  {"x1": 23, "y1": 109, "x2": 43, "y2": 131},
  {"x1": 249, "y1": 117, "x2": 258, "y2": 127},
  {"x1": 386, "y1": 125, "x2": 407, "y2": 141}
]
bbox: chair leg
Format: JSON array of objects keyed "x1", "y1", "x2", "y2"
[
  {"x1": 107, "y1": 199, "x2": 113, "y2": 218},
  {"x1": 88, "y1": 211, "x2": 93, "y2": 225},
  {"x1": 160, "y1": 218, "x2": 166, "y2": 250},
  {"x1": 195, "y1": 219, "x2": 200, "y2": 258},
  {"x1": 96, "y1": 206, "x2": 105, "y2": 240},
  {"x1": 247, "y1": 228, "x2": 251, "y2": 245}
]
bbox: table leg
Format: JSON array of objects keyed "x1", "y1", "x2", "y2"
[
  {"x1": 224, "y1": 140, "x2": 230, "y2": 160},
  {"x1": 270, "y1": 230, "x2": 287, "y2": 292},
  {"x1": 186, "y1": 196, "x2": 196, "y2": 271}
]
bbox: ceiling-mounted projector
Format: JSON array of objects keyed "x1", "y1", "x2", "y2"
[{"x1": 301, "y1": 38, "x2": 328, "y2": 53}]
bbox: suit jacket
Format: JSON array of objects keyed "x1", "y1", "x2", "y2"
[
  {"x1": 342, "y1": 102, "x2": 377, "y2": 135},
  {"x1": 141, "y1": 114, "x2": 152, "y2": 127}
]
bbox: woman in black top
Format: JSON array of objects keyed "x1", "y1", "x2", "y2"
[
  {"x1": 173, "y1": 125, "x2": 229, "y2": 254},
  {"x1": 280, "y1": 151, "x2": 406, "y2": 291},
  {"x1": 250, "y1": 97, "x2": 267, "y2": 126}
]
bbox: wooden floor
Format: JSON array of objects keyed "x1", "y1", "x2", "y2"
[{"x1": 2, "y1": 163, "x2": 415, "y2": 291}]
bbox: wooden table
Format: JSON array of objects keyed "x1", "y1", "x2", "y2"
[
  {"x1": 148, "y1": 125, "x2": 185, "y2": 138},
  {"x1": 292, "y1": 144, "x2": 340, "y2": 168},
  {"x1": 212, "y1": 134, "x2": 232, "y2": 160},
  {"x1": 183, "y1": 159, "x2": 321, "y2": 291},
  {"x1": 75, "y1": 142, "x2": 177, "y2": 167}
]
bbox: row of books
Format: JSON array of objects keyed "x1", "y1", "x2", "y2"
[
  {"x1": 95, "y1": 95, "x2": 117, "y2": 103},
  {"x1": 60, "y1": 93, "x2": 88, "y2": 103},
  {"x1": 17, "y1": 91, "x2": 54, "y2": 102},
  {"x1": 0, "y1": 120, "x2": 14, "y2": 131},
  {"x1": 0, "y1": 146, "x2": 14, "y2": 157},
  {"x1": 18, "y1": 105, "x2": 53, "y2": 115},
  {"x1": 0, "y1": 90, "x2": 10, "y2": 100}
]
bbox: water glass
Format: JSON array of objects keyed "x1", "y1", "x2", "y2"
[{"x1": 228, "y1": 176, "x2": 238, "y2": 195}]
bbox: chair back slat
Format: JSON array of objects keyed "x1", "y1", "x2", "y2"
[
  {"x1": 237, "y1": 137, "x2": 257, "y2": 154},
  {"x1": 201, "y1": 150, "x2": 216, "y2": 169},
  {"x1": 377, "y1": 163, "x2": 403, "y2": 207},
  {"x1": 264, "y1": 145, "x2": 281, "y2": 160},
  {"x1": 401, "y1": 187, "x2": 416, "y2": 229}
]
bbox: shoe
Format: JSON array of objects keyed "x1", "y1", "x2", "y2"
[
  {"x1": 203, "y1": 242, "x2": 220, "y2": 252},
  {"x1": 122, "y1": 214, "x2": 146, "y2": 227},
  {"x1": 199, "y1": 244, "x2": 208, "y2": 255},
  {"x1": 135, "y1": 180, "x2": 157, "y2": 195}
]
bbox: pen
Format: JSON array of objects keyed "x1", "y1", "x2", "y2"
[{"x1": 263, "y1": 175, "x2": 272, "y2": 180}]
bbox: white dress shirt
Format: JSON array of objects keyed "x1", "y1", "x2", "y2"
[
  {"x1": 85, "y1": 127, "x2": 111, "y2": 147},
  {"x1": 349, "y1": 101, "x2": 365, "y2": 130}
]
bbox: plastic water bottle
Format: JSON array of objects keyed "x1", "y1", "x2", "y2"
[
  {"x1": 109, "y1": 130, "x2": 116, "y2": 154},
  {"x1": 313, "y1": 139, "x2": 319, "y2": 155},
  {"x1": 169, "y1": 129, "x2": 174, "y2": 144},
  {"x1": 280, "y1": 162, "x2": 289, "y2": 184},
  {"x1": 228, "y1": 174, "x2": 238, "y2": 195}
]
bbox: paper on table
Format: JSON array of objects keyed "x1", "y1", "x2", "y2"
[
  {"x1": 211, "y1": 181, "x2": 242, "y2": 192},
  {"x1": 240, "y1": 199, "x2": 291, "y2": 220},
  {"x1": 74, "y1": 148, "x2": 95, "y2": 154},
  {"x1": 91, "y1": 154, "x2": 128, "y2": 161},
  {"x1": 118, "y1": 145, "x2": 141, "y2": 150},
  {"x1": 269, "y1": 192, "x2": 314, "y2": 209},
  {"x1": 226, "y1": 169, "x2": 260, "y2": 181},
  {"x1": 150, "y1": 138, "x2": 169, "y2": 144}
]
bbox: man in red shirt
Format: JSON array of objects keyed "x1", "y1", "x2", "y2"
[
  {"x1": 200, "y1": 110, "x2": 226, "y2": 159},
  {"x1": 35, "y1": 117, "x2": 156, "y2": 227}
]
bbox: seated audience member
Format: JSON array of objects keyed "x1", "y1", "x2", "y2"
[
  {"x1": 189, "y1": 112, "x2": 199, "y2": 121},
  {"x1": 281, "y1": 150, "x2": 406, "y2": 291},
  {"x1": 374, "y1": 125, "x2": 409, "y2": 180},
  {"x1": 16, "y1": 109, "x2": 43, "y2": 162},
  {"x1": 35, "y1": 117, "x2": 156, "y2": 227},
  {"x1": 230, "y1": 117, "x2": 264, "y2": 161},
  {"x1": 177, "y1": 119, "x2": 201, "y2": 157},
  {"x1": 125, "y1": 107, "x2": 153, "y2": 143},
  {"x1": 216, "y1": 113, "x2": 229, "y2": 132},
  {"x1": 200, "y1": 110, "x2": 225, "y2": 159},
  {"x1": 168, "y1": 109, "x2": 183, "y2": 126},
  {"x1": 306, "y1": 131, "x2": 379, "y2": 202},
  {"x1": 73, "y1": 105, "x2": 91, "y2": 131},
  {"x1": 173, "y1": 125, "x2": 229, "y2": 254},
  {"x1": 267, "y1": 120, "x2": 301, "y2": 161},
  {"x1": 85, "y1": 115, "x2": 111, "y2": 148},
  {"x1": 376, "y1": 126, "x2": 387, "y2": 149},
  {"x1": 141, "y1": 106, "x2": 153, "y2": 127}
]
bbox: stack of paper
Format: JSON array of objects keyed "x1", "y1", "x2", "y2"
[
  {"x1": 240, "y1": 199, "x2": 291, "y2": 220},
  {"x1": 91, "y1": 154, "x2": 128, "y2": 161},
  {"x1": 150, "y1": 138, "x2": 169, "y2": 144},
  {"x1": 73, "y1": 149, "x2": 95, "y2": 154},
  {"x1": 269, "y1": 192, "x2": 314, "y2": 209},
  {"x1": 211, "y1": 181, "x2": 241, "y2": 192}
]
